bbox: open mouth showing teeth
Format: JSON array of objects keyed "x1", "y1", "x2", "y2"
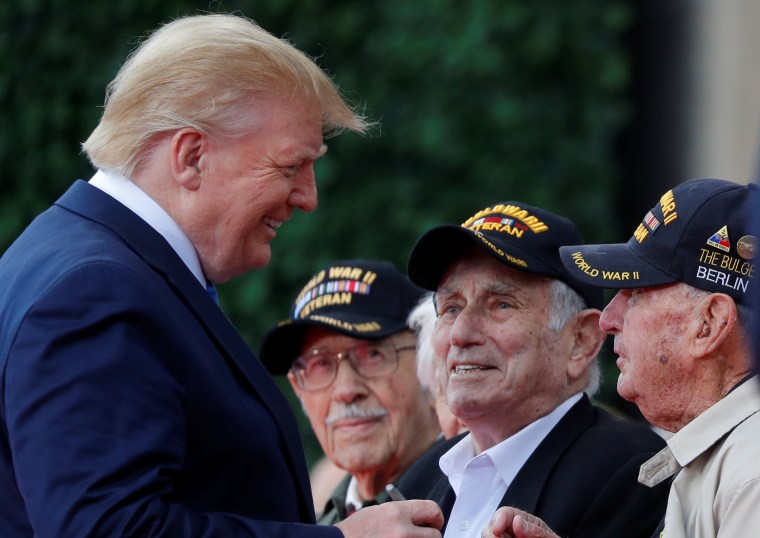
[
  {"x1": 453, "y1": 365, "x2": 489, "y2": 374},
  {"x1": 265, "y1": 219, "x2": 282, "y2": 230}
]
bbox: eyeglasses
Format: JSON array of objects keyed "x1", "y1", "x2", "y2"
[{"x1": 291, "y1": 340, "x2": 416, "y2": 392}]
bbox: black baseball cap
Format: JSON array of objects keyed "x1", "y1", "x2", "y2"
[
  {"x1": 407, "y1": 201, "x2": 603, "y2": 309},
  {"x1": 558, "y1": 178, "x2": 759, "y2": 304},
  {"x1": 259, "y1": 259, "x2": 425, "y2": 374}
]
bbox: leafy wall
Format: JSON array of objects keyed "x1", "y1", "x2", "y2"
[{"x1": 0, "y1": 0, "x2": 635, "y2": 463}]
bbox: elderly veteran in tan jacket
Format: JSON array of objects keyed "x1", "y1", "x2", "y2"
[{"x1": 484, "y1": 179, "x2": 760, "y2": 538}]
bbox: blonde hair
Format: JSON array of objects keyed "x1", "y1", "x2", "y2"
[{"x1": 82, "y1": 13, "x2": 369, "y2": 178}]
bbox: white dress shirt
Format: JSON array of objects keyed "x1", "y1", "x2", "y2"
[
  {"x1": 344, "y1": 475, "x2": 363, "y2": 513},
  {"x1": 89, "y1": 169, "x2": 207, "y2": 288},
  {"x1": 441, "y1": 393, "x2": 582, "y2": 538}
]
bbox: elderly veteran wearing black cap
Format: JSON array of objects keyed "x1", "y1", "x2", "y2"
[
  {"x1": 395, "y1": 201, "x2": 669, "y2": 538},
  {"x1": 484, "y1": 179, "x2": 760, "y2": 538},
  {"x1": 560, "y1": 179, "x2": 760, "y2": 538},
  {"x1": 260, "y1": 260, "x2": 442, "y2": 524}
]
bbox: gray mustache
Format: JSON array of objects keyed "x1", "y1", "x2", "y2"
[{"x1": 326, "y1": 403, "x2": 388, "y2": 425}]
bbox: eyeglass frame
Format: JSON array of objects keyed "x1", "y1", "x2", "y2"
[{"x1": 290, "y1": 338, "x2": 417, "y2": 392}]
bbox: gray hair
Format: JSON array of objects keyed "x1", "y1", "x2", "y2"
[
  {"x1": 549, "y1": 280, "x2": 601, "y2": 397},
  {"x1": 82, "y1": 13, "x2": 369, "y2": 178},
  {"x1": 682, "y1": 283, "x2": 753, "y2": 335}
]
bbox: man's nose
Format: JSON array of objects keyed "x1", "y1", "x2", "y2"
[{"x1": 599, "y1": 291, "x2": 626, "y2": 334}]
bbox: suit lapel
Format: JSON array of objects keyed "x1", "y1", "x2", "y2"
[
  {"x1": 500, "y1": 396, "x2": 595, "y2": 514},
  {"x1": 55, "y1": 180, "x2": 314, "y2": 515},
  {"x1": 435, "y1": 481, "x2": 456, "y2": 533}
]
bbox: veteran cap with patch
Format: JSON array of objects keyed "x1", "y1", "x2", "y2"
[
  {"x1": 407, "y1": 201, "x2": 603, "y2": 309},
  {"x1": 558, "y1": 178, "x2": 759, "y2": 304},
  {"x1": 259, "y1": 259, "x2": 425, "y2": 374}
]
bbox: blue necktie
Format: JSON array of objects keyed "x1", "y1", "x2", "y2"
[{"x1": 205, "y1": 283, "x2": 219, "y2": 304}]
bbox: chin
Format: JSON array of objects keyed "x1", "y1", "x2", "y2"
[
  {"x1": 616, "y1": 382, "x2": 637, "y2": 404},
  {"x1": 249, "y1": 246, "x2": 272, "y2": 269}
]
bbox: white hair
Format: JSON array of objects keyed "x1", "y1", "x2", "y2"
[
  {"x1": 549, "y1": 279, "x2": 601, "y2": 397},
  {"x1": 682, "y1": 283, "x2": 752, "y2": 334},
  {"x1": 407, "y1": 293, "x2": 438, "y2": 398}
]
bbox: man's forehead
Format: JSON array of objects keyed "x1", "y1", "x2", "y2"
[
  {"x1": 435, "y1": 262, "x2": 549, "y2": 297},
  {"x1": 299, "y1": 327, "x2": 370, "y2": 351},
  {"x1": 613, "y1": 282, "x2": 690, "y2": 302}
]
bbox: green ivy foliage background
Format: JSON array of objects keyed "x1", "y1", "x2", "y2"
[{"x1": 1, "y1": 0, "x2": 636, "y2": 464}]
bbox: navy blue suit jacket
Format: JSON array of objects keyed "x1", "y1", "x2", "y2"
[
  {"x1": 0, "y1": 181, "x2": 341, "y2": 537},
  {"x1": 397, "y1": 396, "x2": 670, "y2": 538}
]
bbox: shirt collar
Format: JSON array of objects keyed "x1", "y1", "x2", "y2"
[
  {"x1": 89, "y1": 169, "x2": 206, "y2": 287},
  {"x1": 345, "y1": 475, "x2": 363, "y2": 513},
  {"x1": 440, "y1": 392, "x2": 582, "y2": 494},
  {"x1": 666, "y1": 375, "x2": 760, "y2": 467},
  {"x1": 639, "y1": 375, "x2": 760, "y2": 487}
]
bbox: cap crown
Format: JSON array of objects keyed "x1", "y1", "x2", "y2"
[
  {"x1": 627, "y1": 179, "x2": 757, "y2": 301},
  {"x1": 407, "y1": 201, "x2": 602, "y2": 309},
  {"x1": 259, "y1": 259, "x2": 424, "y2": 374},
  {"x1": 559, "y1": 179, "x2": 758, "y2": 305}
]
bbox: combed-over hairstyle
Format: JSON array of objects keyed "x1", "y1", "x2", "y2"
[{"x1": 82, "y1": 13, "x2": 368, "y2": 178}]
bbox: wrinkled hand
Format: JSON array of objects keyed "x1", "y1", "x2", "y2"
[
  {"x1": 336, "y1": 500, "x2": 443, "y2": 538},
  {"x1": 481, "y1": 507, "x2": 560, "y2": 538}
]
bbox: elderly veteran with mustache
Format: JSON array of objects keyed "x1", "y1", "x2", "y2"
[
  {"x1": 395, "y1": 201, "x2": 670, "y2": 538},
  {"x1": 260, "y1": 259, "x2": 442, "y2": 524}
]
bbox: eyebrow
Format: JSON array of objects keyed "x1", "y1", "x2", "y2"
[
  {"x1": 487, "y1": 281, "x2": 521, "y2": 295},
  {"x1": 435, "y1": 280, "x2": 521, "y2": 299},
  {"x1": 284, "y1": 144, "x2": 328, "y2": 164},
  {"x1": 312, "y1": 144, "x2": 328, "y2": 160}
]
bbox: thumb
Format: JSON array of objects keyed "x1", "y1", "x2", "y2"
[{"x1": 514, "y1": 514, "x2": 558, "y2": 538}]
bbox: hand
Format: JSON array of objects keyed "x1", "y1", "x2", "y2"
[
  {"x1": 481, "y1": 507, "x2": 560, "y2": 538},
  {"x1": 336, "y1": 500, "x2": 443, "y2": 538}
]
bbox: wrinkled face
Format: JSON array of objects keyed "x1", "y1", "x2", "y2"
[
  {"x1": 599, "y1": 284, "x2": 696, "y2": 431},
  {"x1": 184, "y1": 94, "x2": 326, "y2": 282},
  {"x1": 433, "y1": 251, "x2": 570, "y2": 437},
  {"x1": 289, "y1": 328, "x2": 433, "y2": 477}
]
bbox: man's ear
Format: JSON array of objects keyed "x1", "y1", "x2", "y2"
[
  {"x1": 691, "y1": 293, "x2": 737, "y2": 356},
  {"x1": 170, "y1": 128, "x2": 206, "y2": 190},
  {"x1": 287, "y1": 370, "x2": 303, "y2": 399},
  {"x1": 566, "y1": 309, "x2": 605, "y2": 380}
]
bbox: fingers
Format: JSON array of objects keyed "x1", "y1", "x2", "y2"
[
  {"x1": 409, "y1": 499, "x2": 445, "y2": 530},
  {"x1": 513, "y1": 514, "x2": 560, "y2": 538},
  {"x1": 336, "y1": 500, "x2": 444, "y2": 538},
  {"x1": 483, "y1": 507, "x2": 559, "y2": 538},
  {"x1": 482, "y1": 520, "x2": 515, "y2": 538},
  {"x1": 487, "y1": 506, "x2": 520, "y2": 536}
]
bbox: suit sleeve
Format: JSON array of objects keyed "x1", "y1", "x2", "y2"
[
  {"x1": 569, "y1": 452, "x2": 670, "y2": 538},
  {"x1": 4, "y1": 262, "x2": 340, "y2": 538}
]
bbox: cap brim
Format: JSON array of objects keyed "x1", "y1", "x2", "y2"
[
  {"x1": 259, "y1": 314, "x2": 408, "y2": 375},
  {"x1": 408, "y1": 225, "x2": 556, "y2": 290},
  {"x1": 559, "y1": 243, "x2": 677, "y2": 289}
]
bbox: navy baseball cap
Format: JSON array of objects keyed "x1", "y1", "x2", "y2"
[
  {"x1": 559, "y1": 179, "x2": 759, "y2": 304},
  {"x1": 259, "y1": 259, "x2": 425, "y2": 374},
  {"x1": 407, "y1": 201, "x2": 603, "y2": 309}
]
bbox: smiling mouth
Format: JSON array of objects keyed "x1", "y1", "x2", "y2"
[
  {"x1": 452, "y1": 364, "x2": 491, "y2": 374},
  {"x1": 331, "y1": 416, "x2": 382, "y2": 428},
  {"x1": 265, "y1": 218, "x2": 282, "y2": 229}
]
